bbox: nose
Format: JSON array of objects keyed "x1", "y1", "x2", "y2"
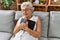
[{"x1": 24, "y1": 10, "x2": 26, "y2": 13}]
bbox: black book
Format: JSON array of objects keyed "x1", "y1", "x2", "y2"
[{"x1": 27, "y1": 20, "x2": 35, "y2": 30}]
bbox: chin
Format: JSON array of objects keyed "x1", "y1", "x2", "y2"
[{"x1": 24, "y1": 16, "x2": 28, "y2": 18}]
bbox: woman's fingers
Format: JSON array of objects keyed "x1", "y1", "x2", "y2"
[{"x1": 20, "y1": 22, "x2": 28, "y2": 30}]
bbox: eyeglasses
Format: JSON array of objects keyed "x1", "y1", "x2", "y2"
[{"x1": 21, "y1": 8, "x2": 31, "y2": 12}]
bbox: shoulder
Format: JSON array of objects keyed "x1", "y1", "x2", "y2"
[
  {"x1": 33, "y1": 15, "x2": 41, "y2": 22},
  {"x1": 31, "y1": 15, "x2": 39, "y2": 22},
  {"x1": 33, "y1": 15, "x2": 39, "y2": 20},
  {"x1": 34, "y1": 15, "x2": 41, "y2": 20}
]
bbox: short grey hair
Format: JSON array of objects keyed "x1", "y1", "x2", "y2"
[{"x1": 21, "y1": 2, "x2": 34, "y2": 11}]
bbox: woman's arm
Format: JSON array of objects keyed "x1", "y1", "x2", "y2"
[
  {"x1": 13, "y1": 22, "x2": 21, "y2": 35},
  {"x1": 25, "y1": 17, "x2": 42, "y2": 38}
]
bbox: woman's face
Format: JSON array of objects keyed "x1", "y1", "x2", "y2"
[{"x1": 21, "y1": 5, "x2": 33, "y2": 18}]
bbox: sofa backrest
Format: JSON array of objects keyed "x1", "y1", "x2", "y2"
[
  {"x1": 0, "y1": 10, "x2": 15, "y2": 33},
  {"x1": 33, "y1": 11, "x2": 49, "y2": 38},
  {"x1": 15, "y1": 11, "x2": 49, "y2": 38},
  {"x1": 48, "y1": 11, "x2": 60, "y2": 38}
]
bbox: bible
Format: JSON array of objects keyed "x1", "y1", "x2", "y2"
[{"x1": 27, "y1": 20, "x2": 35, "y2": 30}]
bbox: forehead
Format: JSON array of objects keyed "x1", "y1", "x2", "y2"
[{"x1": 22, "y1": 5, "x2": 31, "y2": 9}]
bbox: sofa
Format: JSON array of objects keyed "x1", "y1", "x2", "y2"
[{"x1": 0, "y1": 10, "x2": 60, "y2": 40}]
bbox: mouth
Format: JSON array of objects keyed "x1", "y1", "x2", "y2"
[
  {"x1": 24, "y1": 13, "x2": 28, "y2": 15},
  {"x1": 24, "y1": 14, "x2": 28, "y2": 16}
]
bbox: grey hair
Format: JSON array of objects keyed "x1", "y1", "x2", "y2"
[{"x1": 21, "y1": 2, "x2": 34, "y2": 11}]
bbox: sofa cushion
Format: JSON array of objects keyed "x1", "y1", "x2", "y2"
[
  {"x1": 0, "y1": 32, "x2": 12, "y2": 40},
  {"x1": 15, "y1": 11, "x2": 49, "y2": 37},
  {"x1": 10, "y1": 35, "x2": 48, "y2": 40},
  {"x1": 10, "y1": 35, "x2": 15, "y2": 40},
  {"x1": 15, "y1": 11, "x2": 23, "y2": 20},
  {"x1": 0, "y1": 10, "x2": 15, "y2": 33},
  {"x1": 39, "y1": 37, "x2": 48, "y2": 40},
  {"x1": 33, "y1": 11, "x2": 49, "y2": 37},
  {"x1": 49, "y1": 11, "x2": 60, "y2": 38},
  {"x1": 48, "y1": 38, "x2": 60, "y2": 40}
]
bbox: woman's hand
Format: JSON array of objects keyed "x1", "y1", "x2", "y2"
[{"x1": 20, "y1": 22, "x2": 28, "y2": 30}]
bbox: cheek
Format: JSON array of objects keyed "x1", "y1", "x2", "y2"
[
  {"x1": 28, "y1": 13, "x2": 32, "y2": 15},
  {"x1": 29, "y1": 12, "x2": 32, "y2": 15},
  {"x1": 28, "y1": 10, "x2": 32, "y2": 15}
]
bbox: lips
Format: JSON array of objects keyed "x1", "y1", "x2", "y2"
[{"x1": 24, "y1": 13, "x2": 28, "y2": 15}]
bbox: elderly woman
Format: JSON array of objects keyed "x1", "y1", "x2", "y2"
[{"x1": 12, "y1": 2, "x2": 41, "y2": 40}]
